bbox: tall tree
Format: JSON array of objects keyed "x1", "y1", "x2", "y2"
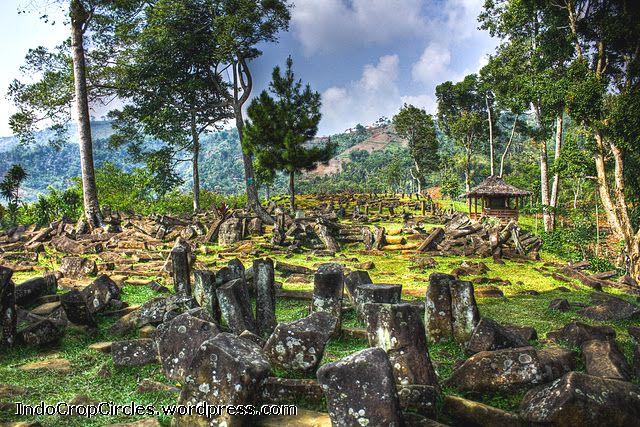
[
  {"x1": 436, "y1": 74, "x2": 486, "y2": 193},
  {"x1": 8, "y1": 0, "x2": 140, "y2": 227},
  {"x1": 0, "y1": 165, "x2": 27, "y2": 224},
  {"x1": 211, "y1": 0, "x2": 291, "y2": 223},
  {"x1": 244, "y1": 56, "x2": 335, "y2": 213},
  {"x1": 107, "y1": 0, "x2": 232, "y2": 212},
  {"x1": 392, "y1": 104, "x2": 439, "y2": 194}
]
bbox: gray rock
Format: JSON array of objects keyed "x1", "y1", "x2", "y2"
[
  {"x1": 578, "y1": 293, "x2": 640, "y2": 321},
  {"x1": 60, "y1": 290, "x2": 96, "y2": 326},
  {"x1": 425, "y1": 273, "x2": 454, "y2": 343},
  {"x1": 344, "y1": 270, "x2": 372, "y2": 303},
  {"x1": 547, "y1": 322, "x2": 616, "y2": 347},
  {"x1": 253, "y1": 258, "x2": 276, "y2": 338},
  {"x1": 520, "y1": 372, "x2": 640, "y2": 425},
  {"x1": 317, "y1": 347, "x2": 403, "y2": 427},
  {"x1": 549, "y1": 298, "x2": 571, "y2": 312},
  {"x1": 311, "y1": 263, "x2": 344, "y2": 335},
  {"x1": 14, "y1": 274, "x2": 57, "y2": 307},
  {"x1": 218, "y1": 218, "x2": 243, "y2": 245},
  {"x1": 81, "y1": 274, "x2": 120, "y2": 314},
  {"x1": 466, "y1": 318, "x2": 529, "y2": 355},
  {"x1": 443, "y1": 395, "x2": 521, "y2": 427},
  {"x1": 171, "y1": 245, "x2": 191, "y2": 294},
  {"x1": 582, "y1": 339, "x2": 632, "y2": 381},
  {"x1": 216, "y1": 278, "x2": 257, "y2": 334},
  {"x1": 112, "y1": 339, "x2": 158, "y2": 366},
  {"x1": 355, "y1": 283, "x2": 402, "y2": 319},
  {"x1": 263, "y1": 312, "x2": 336, "y2": 376},
  {"x1": 59, "y1": 256, "x2": 97, "y2": 278},
  {"x1": 0, "y1": 266, "x2": 16, "y2": 348},
  {"x1": 193, "y1": 270, "x2": 221, "y2": 323}
]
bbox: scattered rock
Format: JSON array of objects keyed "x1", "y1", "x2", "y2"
[
  {"x1": 344, "y1": 270, "x2": 372, "y2": 303},
  {"x1": 466, "y1": 318, "x2": 529, "y2": 355},
  {"x1": 111, "y1": 339, "x2": 158, "y2": 367},
  {"x1": 254, "y1": 258, "x2": 277, "y2": 338},
  {"x1": 578, "y1": 293, "x2": 640, "y2": 321},
  {"x1": 20, "y1": 357, "x2": 71, "y2": 373},
  {"x1": 355, "y1": 283, "x2": 402, "y2": 319},
  {"x1": 519, "y1": 371, "x2": 640, "y2": 425},
  {"x1": 443, "y1": 395, "x2": 521, "y2": 427},
  {"x1": 581, "y1": 339, "x2": 632, "y2": 381},
  {"x1": 81, "y1": 274, "x2": 121, "y2": 314},
  {"x1": 59, "y1": 256, "x2": 97, "y2": 278},
  {"x1": 549, "y1": 298, "x2": 571, "y2": 312},
  {"x1": 14, "y1": 274, "x2": 57, "y2": 307},
  {"x1": 547, "y1": 322, "x2": 616, "y2": 347},
  {"x1": 317, "y1": 347, "x2": 403, "y2": 427}
]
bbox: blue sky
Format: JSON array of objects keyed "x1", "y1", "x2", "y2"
[{"x1": 0, "y1": 0, "x2": 497, "y2": 137}]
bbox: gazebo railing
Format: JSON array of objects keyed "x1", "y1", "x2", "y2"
[{"x1": 471, "y1": 207, "x2": 518, "y2": 221}]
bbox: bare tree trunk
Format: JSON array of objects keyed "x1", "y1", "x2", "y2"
[
  {"x1": 70, "y1": 0, "x2": 101, "y2": 228},
  {"x1": 594, "y1": 131, "x2": 624, "y2": 238},
  {"x1": 190, "y1": 117, "x2": 200, "y2": 213},
  {"x1": 486, "y1": 95, "x2": 494, "y2": 176},
  {"x1": 539, "y1": 140, "x2": 552, "y2": 232},
  {"x1": 289, "y1": 171, "x2": 295, "y2": 213},
  {"x1": 464, "y1": 143, "x2": 471, "y2": 194},
  {"x1": 499, "y1": 114, "x2": 518, "y2": 178},
  {"x1": 549, "y1": 114, "x2": 563, "y2": 230}
]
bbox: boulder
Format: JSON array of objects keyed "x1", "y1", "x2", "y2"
[
  {"x1": 253, "y1": 258, "x2": 277, "y2": 338},
  {"x1": 446, "y1": 347, "x2": 546, "y2": 393},
  {"x1": 259, "y1": 377, "x2": 324, "y2": 405},
  {"x1": 111, "y1": 339, "x2": 158, "y2": 367},
  {"x1": 519, "y1": 372, "x2": 640, "y2": 425},
  {"x1": 317, "y1": 347, "x2": 403, "y2": 427},
  {"x1": 59, "y1": 256, "x2": 97, "y2": 278},
  {"x1": 549, "y1": 298, "x2": 570, "y2": 312},
  {"x1": 155, "y1": 312, "x2": 220, "y2": 382},
  {"x1": 0, "y1": 266, "x2": 16, "y2": 347},
  {"x1": 449, "y1": 279, "x2": 480, "y2": 343},
  {"x1": 239, "y1": 330, "x2": 266, "y2": 348},
  {"x1": 17, "y1": 317, "x2": 65, "y2": 347},
  {"x1": 193, "y1": 270, "x2": 221, "y2": 323},
  {"x1": 443, "y1": 395, "x2": 521, "y2": 427},
  {"x1": 174, "y1": 333, "x2": 271, "y2": 426},
  {"x1": 171, "y1": 244, "x2": 191, "y2": 294},
  {"x1": 218, "y1": 218, "x2": 243, "y2": 245},
  {"x1": 365, "y1": 303, "x2": 438, "y2": 387},
  {"x1": 344, "y1": 270, "x2": 372, "y2": 303},
  {"x1": 547, "y1": 322, "x2": 616, "y2": 347},
  {"x1": 578, "y1": 294, "x2": 640, "y2": 321},
  {"x1": 355, "y1": 283, "x2": 402, "y2": 319},
  {"x1": 14, "y1": 274, "x2": 57, "y2": 307},
  {"x1": 581, "y1": 339, "x2": 632, "y2": 381},
  {"x1": 537, "y1": 346, "x2": 576, "y2": 380},
  {"x1": 311, "y1": 263, "x2": 344, "y2": 335},
  {"x1": 466, "y1": 318, "x2": 529, "y2": 355},
  {"x1": 216, "y1": 278, "x2": 257, "y2": 334},
  {"x1": 396, "y1": 384, "x2": 438, "y2": 419},
  {"x1": 263, "y1": 312, "x2": 336, "y2": 376},
  {"x1": 81, "y1": 274, "x2": 120, "y2": 314},
  {"x1": 60, "y1": 290, "x2": 96, "y2": 326},
  {"x1": 630, "y1": 326, "x2": 640, "y2": 378}
]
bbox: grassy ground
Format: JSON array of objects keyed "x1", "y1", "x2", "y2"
[{"x1": 1, "y1": 201, "x2": 638, "y2": 426}]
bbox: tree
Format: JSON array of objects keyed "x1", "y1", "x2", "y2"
[
  {"x1": 0, "y1": 165, "x2": 27, "y2": 224},
  {"x1": 244, "y1": 56, "x2": 335, "y2": 213},
  {"x1": 392, "y1": 104, "x2": 439, "y2": 194},
  {"x1": 8, "y1": 0, "x2": 140, "y2": 227},
  {"x1": 211, "y1": 0, "x2": 291, "y2": 223},
  {"x1": 107, "y1": 0, "x2": 232, "y2": 212},
  {"x1": 436, "y1": 74, "x2": 486, "y2": 193}
]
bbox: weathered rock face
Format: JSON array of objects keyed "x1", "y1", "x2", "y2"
[
  {"x1": 81, "y1": 275, "x2": 120, "y2": 314},
  {"x1": 443, "y1": 395, "x2": 521, "y2": 427},
  {"x1": 259, "y1": 377, "x2": 324, "y2": 406},
  {"x1": 520, "y1": 372, "x2": 640, "y2": 426},
  {"x1": 396, "y1": 384, "x2": 438, "y2": 420},
  {"x1": 630, "y1": 326, "x2": 640, "y2": 378},
  {"x1": 581, "y1": 339, "x2": 632, "y2": 381},
  {"x1": 175, "y1": 333, "x2": 271, "y2": 426},
  {"x1": 537, "y1": 346, "x2": 576, "y2": 380},
  {"x1": 311, "y1": 263, "x2": 344, "y2": 335},
  {"x1": 133, "y1": 295, "x2": 200, "y2": 330},
  {"x1": 365, "y1": 303, "x2": 438, "y2": 387},
  {"x1": 60, "y1": 290, "x2": 96, "y2": 326},
  {"x1": 344, "y1": 270, "x2": 372, "y2": 303},
  {"x1": 218, "y1": 217, "x2": 243, "y2": 246},
  {"x1": 446, "y1": 347, "x2": 546, "y2": 393},
  {"x1": 355, "y1": 284, "x2": 402, "y2": 319},
  {"x1": 317, "y1": 347, "x2": 403, "y2": 427},
  {"x1": 466, "y1": 318, "x2": 529, "y2": 355},
  {"x1": 216, "y1": 278, "x2": 257, "y2": 335},
  {"x1": 17, "y1": 316, "x2": 65, "y2": 347},
  {"x1": 578, "y1": 293, "x2": 640, "y2": 321},
  {"x1": 59, "y1": 256, "x2": 97, "y2": 278},
  {"x1": 425, "y1": 273, "x2": 479, "y2": 344},
  {"x1": 193, "y1": 270, "x2": 221, "y2": 323},
  {"x1": 171, "y1": 244, "x2": 191, "y2": 294},
  {"x1": 547, "y1": 322, "x2": 616, "y2": 347},
  {"x1": 111, "y1": 339, "x2": 158, "y2": 367},
  {"x1": 1, "y1": 266, "x2": 17, "y2": 348},
  {"x1": 263, "y1": 312, "x2": 336, "y2": 376},
  {"x1": 155, "y1": 312, "x2": 219, "y2": 382},
  {"x1": 14, "y1": 275, "x2": 57, "y2": 307},
  {"x1": 424, "y1": 273, "x2": 453, "y2": 343},
  {"x1": 253, "y1": 258, "x2": 276, "y2": 338}
]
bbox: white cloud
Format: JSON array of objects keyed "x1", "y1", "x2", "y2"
[
  {"x1": 400, "y1": 94, "x2": 437, "y2": 114},
  {"x1": 411, "y1": 43, "x2": 452, "y2": 84},
  {"x1": 291, "y1": 0, "x2": 427, "y2": 55}
]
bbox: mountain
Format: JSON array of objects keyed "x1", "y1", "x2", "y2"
[{"x1": 0, "y1": 121, "x2": 406, "y2": 201}]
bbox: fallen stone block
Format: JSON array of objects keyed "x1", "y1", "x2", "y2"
[
  {"x1": 581, "y1": 339, "x2": 632, "y2": 381},
  {"x1": 111, "y1": 339, "x2": 158, "y2": 367}
]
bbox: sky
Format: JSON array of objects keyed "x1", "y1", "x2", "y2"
[{"x1": 0, "y1": 0, "x2": 497, "y2": 137}]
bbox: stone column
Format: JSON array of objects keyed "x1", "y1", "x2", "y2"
[
  {"x1": 216, "y1": 278, "x2": 257, "y2": 334},
  {"x1": 193, "y1": 270, "x2": 221, "y2": 323},
  {"x1": 312, "y1": 263, "x2": 344, "y2": 335},
  {"x1": 171, "y1": 245, "x2": 191, "y2": 294},
  {"x1": 1, "y1": 266, "x2": 16, "y2": 348},
  {"x1": 355, "y1": 283, "x2": 401, "y2": 320},
  {"x1": 253, "y1": 258, "x2": 276, "y2": 338},
  {"x1": 425, "y1": 273, "x2": 454, "y2": 343}
]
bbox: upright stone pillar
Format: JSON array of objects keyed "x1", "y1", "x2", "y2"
[
  {"x1": 425, "y1": 273, "x2": 454, "y2": 343},
  {"x1": 253, "y1": 258, "x2": 276, "y2": 338},
  {"x1": 450, "y1": 280, "x2": 480, "y2": 343},
  {"x1": 312, "y1": 263, "x2": 344, "y2": 335},
  {"x1": 1, "y1": 266, "x2": 16, "y2": 348},
  {"x1": 355, "y1": 283, "x2": 402, "y2": 320},
  {"x1": 171, "y1": 245, "x2": 191, "y2": 294},
  {"x1": 216, "y1": 278, "x2": 257, "y2": 334},
  {"x1": 193, "y1": 270, "x2": 221, "y2": 323}
]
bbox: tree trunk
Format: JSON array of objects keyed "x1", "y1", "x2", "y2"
[
  {"x1": 539, "y1": 140, "x2": 553, "y2": 232},
  {"x1": 499, "y1": 114, "x2": 517, "y2": 178},
  {"x1": 289, "y1": 171, "x2": 295, "y2": 213},
  {"x1": 464, "y1": 146, "x2": 471, "y2": 194},
  {"x1": 486, "y1": 95, "x2": 494, "y2": 176},
  {"x1": 191, "y1": 117, "x2": 200, "y2": 213},
  {"x1": 549, "y1": 114, "x2": 563, "y2": 230},
  {"x1": 594, "y1": 131, "x2": 624, "y2": 238},
  {"x1": 70, "y1": 0, "x2": 101, "y2": 228},
  {"x1": 234, "y1": 109, "x2": 273, "y2": 224}
]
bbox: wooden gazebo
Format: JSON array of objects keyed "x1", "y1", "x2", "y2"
[{"x1": 465, "y1": 176, "x2": 531, "y2": 222}]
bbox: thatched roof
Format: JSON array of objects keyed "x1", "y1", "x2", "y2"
[{"x1": 465, "y1": 176, "x2": 531, "y2": 197}]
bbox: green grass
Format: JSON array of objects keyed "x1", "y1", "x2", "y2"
[{"x1": 2, "y1": 209, "x2": 638, "y2": 425}]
